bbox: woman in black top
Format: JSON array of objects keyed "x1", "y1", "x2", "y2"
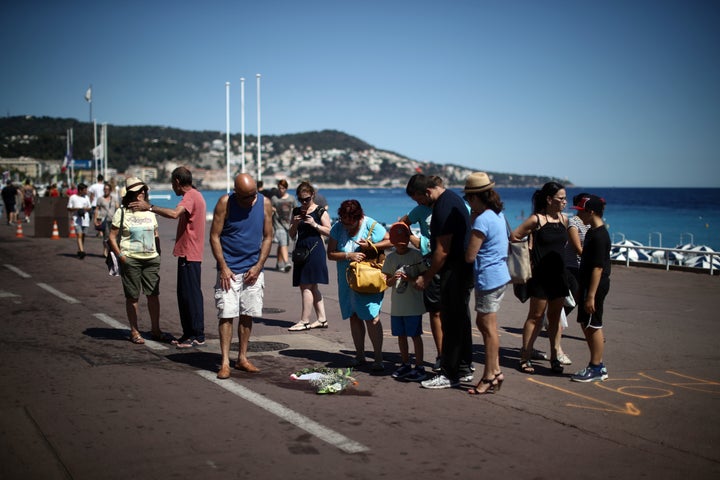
[
  {"x1": 287, "y1": 182, "x2": 332, "y2": 331},
  {"x1": 511, "y1": 182, "x2": 569, "y2": 374}
]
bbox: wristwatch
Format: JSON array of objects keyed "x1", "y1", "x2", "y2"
[{"x1": 149, "y1": 205, "x2": 154, "y2": 212}]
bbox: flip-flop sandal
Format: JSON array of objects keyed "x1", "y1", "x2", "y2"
[
  {"x1": 288, "y1": 322, "x2": 311, "y2": 331},
  {"x1": 308, "y1": 320, "x2": 328, "y2": 329},
  {"x1": 130, "y1": 333, "x2": 145, "y2": 344}
]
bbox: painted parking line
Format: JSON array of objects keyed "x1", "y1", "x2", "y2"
[
  {"x1": 37, "y1": 282, "x2": 80, "y2": 304},
  {"x1": 3, "y1": 264, "x2": 31, "y2": 278},
  {"x1": 93, "y1": 313, "x2": 168, "y2": 351},
  {"x1": 196, "y1": 370, "x2": 370, "y2": 454}
]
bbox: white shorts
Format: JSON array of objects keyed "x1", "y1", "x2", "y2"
[{"x1": 214, "y1": 271, "x2": 264, "y2": 319}]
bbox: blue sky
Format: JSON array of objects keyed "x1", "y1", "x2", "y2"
[{"x1": 2, "y1": 0, "x2": 719, "y2": 187}]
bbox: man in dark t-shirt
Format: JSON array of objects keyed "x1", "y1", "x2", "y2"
[
  {"x1": 571, "y1": 195, "x2": 611, "y2": 383},
  {"x1": 406, "y1": 174, "x2": 473, "y2": 389},
  {"x1": 2, "y1": 180, "x2": 19, "y2": 225}
]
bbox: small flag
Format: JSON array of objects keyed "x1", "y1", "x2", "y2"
[
  {"x1": 92, "y1": 144, "x2": 103, "y2": 159},
  {"x1": 61, "y1": 154, "x2": 70, "y2": 173},
  {"x1": 85, "y1": 86, "x2": 92, "y2": 103}
]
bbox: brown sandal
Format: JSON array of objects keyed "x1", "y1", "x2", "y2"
[{"x1": 130, "y1": 333, "x2": 145, "y2": 344}]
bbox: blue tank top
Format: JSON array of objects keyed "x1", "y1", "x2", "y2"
[{"x1": 219, "y1": 194, "x2": 265, "y2": 273}]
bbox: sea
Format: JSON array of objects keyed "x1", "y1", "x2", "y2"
[{"x1": 148, "y1": 187, "x2": 720, "y2": 251}]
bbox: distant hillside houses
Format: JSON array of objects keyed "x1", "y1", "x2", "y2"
[{"x1": 0, "y1": 116, "x2": 571, "y2": 188}]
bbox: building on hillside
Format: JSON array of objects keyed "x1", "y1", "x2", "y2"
[{"x1": 0, "y1": 157, "x2": 42, "y2": 178}]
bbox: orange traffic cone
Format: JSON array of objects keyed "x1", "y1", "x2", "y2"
[
  {"x1": 51, "y1": 220, "x2": 60, "y2": 240},
  {"x1": 69, "y1": 221, "x2": 77, "y2": 238},
  {"x1": 15, "y1": 222, "x2": 24, "y2": 238}
]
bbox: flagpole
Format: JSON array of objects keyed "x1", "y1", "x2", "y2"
[
  {"x1": 225, "y1": 81, "x2": 231, "y2": 193},
  {"x1": 240, "y1": 77, "x2": 246, "y2": 174},
  {"x1": 102, "y1": 123, "x2": 108, "y2": 179},
  {"x1": 88, "y1": 84, "x2": 93, "y2": 123},
  {"x1": 69, "y1": 128, "x2": 74, "y2": 186},
  {"x1": 93, "y1": 119, "x2": 98, "y2": 179},
  {"x1": 256, "y1": 73, "x2": 261, "y2": 182},
  {"x1": 65, "y1": 129, "x2": 70, "y2": 186}
]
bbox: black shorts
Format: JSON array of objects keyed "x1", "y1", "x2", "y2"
[
  {"x1": 423, "y1": 273, "x2": 442, "y2": 313},
  {"x1": 577, "y1": 277, "x2": 610, "y2": 329}
]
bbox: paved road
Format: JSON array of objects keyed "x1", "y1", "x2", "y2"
[{"x1": 1, "y1": 216, "x2": 719, "y2": 479}]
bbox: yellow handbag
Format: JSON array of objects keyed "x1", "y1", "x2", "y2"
[{"x1": 346, "y1": 222, "x2": 387, "y2": 294}]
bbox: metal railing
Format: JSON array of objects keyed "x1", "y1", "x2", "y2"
[{"x1": 611, "y1": 243, "x2": 718, "y2": 275}]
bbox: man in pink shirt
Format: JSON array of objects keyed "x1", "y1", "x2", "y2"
[{"x1": 131, "y1": 167, "x2": 207, "y2": 348}]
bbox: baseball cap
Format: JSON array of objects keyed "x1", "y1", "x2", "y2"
[
  {"x1": 388, "y1": 222, "x2": 411, "y2": 245},
  {"x1": 572, "y1": 195, "x2": 605, "y2": 213}
]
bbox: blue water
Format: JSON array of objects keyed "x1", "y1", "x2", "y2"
[{"x1": 148, "y1": 187, "x2": 720, "y2": 251}]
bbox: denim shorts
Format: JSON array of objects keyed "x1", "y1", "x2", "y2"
[
  {"x1": 473, "y1": 284, "x2": 507, "y2": 314},
  {"x1": 274, "y1": 228, "x2": 290, "y2": 247}
]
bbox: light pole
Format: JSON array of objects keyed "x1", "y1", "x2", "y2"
[
  {"x1": 256, "y1": 73, "x2": 261, "y2": 182},
  {"x1": 225, "y1": 81, "x2": 231, "y2": 193},
  {"x1": 241, "y1": 77, "x2": 246, "y2": 174}
]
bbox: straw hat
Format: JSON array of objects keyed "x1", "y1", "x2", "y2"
[
  {"x1": 464, "y1": 172, "x2": 495, "y2": 193},
  {"x1": 125, "y1": 177, "x2": 146, "y2": 192}
]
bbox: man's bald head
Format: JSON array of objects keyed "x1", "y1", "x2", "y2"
[
  {"x1": 233, "y1": 173, "x2": 259, "y2": 205},
  {"x1": 234, "y1": 173, "x2": 256, "y2": 192}
]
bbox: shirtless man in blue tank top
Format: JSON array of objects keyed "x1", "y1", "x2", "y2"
[{"x1": 210, "y1": 173, "x2": 273, "y2": 379}]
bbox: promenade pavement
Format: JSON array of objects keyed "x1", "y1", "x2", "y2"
[{"x1": 1, "y1": 213, "x2": 719, "y2": 479}]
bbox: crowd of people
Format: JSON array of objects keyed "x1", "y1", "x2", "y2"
[{"x1": 16, "y1": 167, "x2": 611, "y2": 388}]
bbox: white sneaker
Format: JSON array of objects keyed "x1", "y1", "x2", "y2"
[
  {"x1": 557, "y1": 353, "x2": 572, "y2": 365},
  {"x1": 421, "y1": 374, "x2": 458, "y2": 389},
  {"x1": 459, "y1": 373, "x2": 474, "y2": 382}
]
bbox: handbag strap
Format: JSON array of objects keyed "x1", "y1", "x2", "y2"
[
  {"x1": 507, "y1": 215, "x2": 534, "y2": 252},
  {"x1": 364, "y1": 220, "x2": 381, "y2": 258},
  {"x1": 366, "y1": 220, "x2": 378, "y2": 241}
]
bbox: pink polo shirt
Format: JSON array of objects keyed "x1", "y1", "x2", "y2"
[{"x1": 172, "y1": 188, "x2": 206, "y2": 261}]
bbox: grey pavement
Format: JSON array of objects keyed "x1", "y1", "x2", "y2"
[{"x1": 1, "y1": 214, "x2": 719, "y2": 479}]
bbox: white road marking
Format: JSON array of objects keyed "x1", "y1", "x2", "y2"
[
  {"x1": 196, "y1": 370, "x2": 370, "y2": 454},
  {"x1": 0, "y1": 290, "x2": 20, "y2": 298},
  {"x1": 36, "y1": 283, "x2": 80, "y2": 304},
  {"x1": 3, "y1": 264, "x2": 31, "y2": 278},
  {"x1": 93, "y1": 313, "x2": 168, "y2": 351}
]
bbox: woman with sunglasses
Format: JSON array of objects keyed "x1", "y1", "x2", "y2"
[
  {"x1": 328, "y1": 199, "x2": 391, "y2": 370},
  {"x1": 511, "y1": 181, "x2": 570, "y2": 375},
  {"x1": 287, "y1": 182, "x2": 332, "y2": 331}
]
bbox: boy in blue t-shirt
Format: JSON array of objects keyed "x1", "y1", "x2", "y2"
[{"x1": 382, "y1": 223, "x2": 428, "y2": 382}]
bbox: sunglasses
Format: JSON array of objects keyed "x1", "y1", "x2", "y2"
[
  {"x1": 237, "y1": 191, "x2": 257, "y2": 200},
  {"x1": 298, "y1": 196, "x2": 312, "y2": 203}
]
